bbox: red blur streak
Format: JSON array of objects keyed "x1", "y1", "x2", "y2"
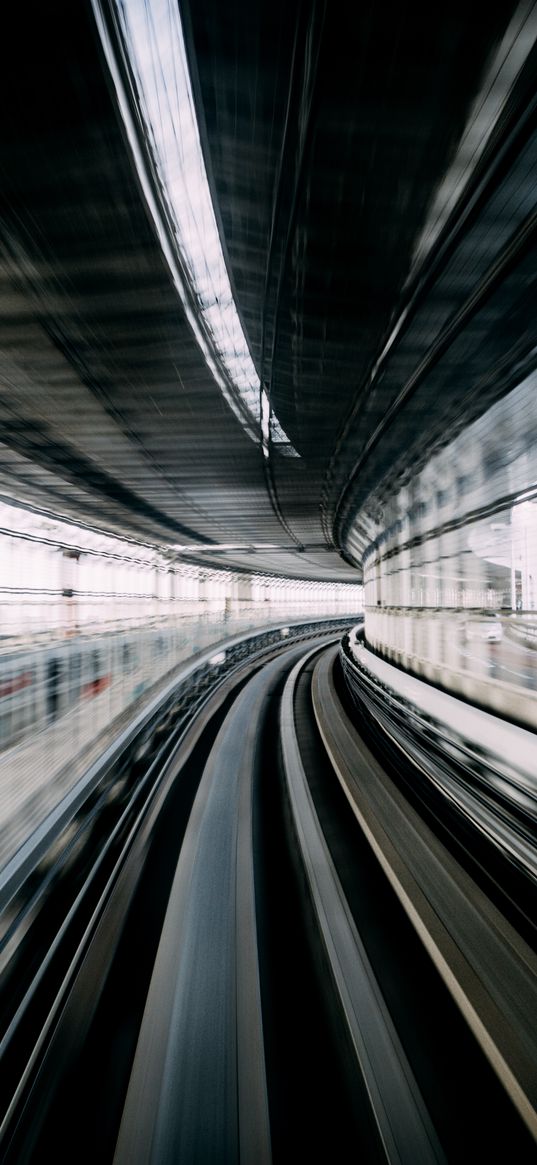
[
  {"x1": 82, "y1": 675, "x2": 112, "y2": 699},
  {"x1": 0, "y1": 671, "x2": 34, "y2": 699}
]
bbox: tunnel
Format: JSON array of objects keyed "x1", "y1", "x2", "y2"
[{"x1": 0, "y1": 1, "x2": 536, "y2": 1160}]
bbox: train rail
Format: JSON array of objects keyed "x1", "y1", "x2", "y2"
[
  {"x1": 341, "y1": 634, "x2": 537, "y2": 941},
  {"x1": 315, "y1": 646, "x2": 537, "y2": 1144},
  {"x1": 0, "y1": 625, "x2": 536, "y2": 1161}
]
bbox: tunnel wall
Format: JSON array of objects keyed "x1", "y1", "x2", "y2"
[{"x1": 359, "y1": 370, "x2": 537, "y2": 727}]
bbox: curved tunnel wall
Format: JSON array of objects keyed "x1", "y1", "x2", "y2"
[{"x1": 356, "y1": 370, "x2": 537, "y2": 728}]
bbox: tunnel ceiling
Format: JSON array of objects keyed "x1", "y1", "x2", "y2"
[{"x1": 0, "y1": 0, "x2": 534, "y2": 580}]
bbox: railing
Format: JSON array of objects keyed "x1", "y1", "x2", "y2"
[
  {"x1": 0, "y1": 613, "x2": 356, "y2": 874},
  {"x1": 362, "y1": 605, "x2": 537, "y2": 730}
]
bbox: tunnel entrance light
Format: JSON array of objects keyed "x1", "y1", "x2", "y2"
[
  {"x1": 97, "y1": 0, "x2": 297, "y2": 456},
  {"x1": 170, "y1": 542, "x2": 291, "y2": 555}
]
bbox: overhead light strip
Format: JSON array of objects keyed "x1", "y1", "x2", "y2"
[{"x1": 97, "y1": 0, "x2": 297, "y2": 455}]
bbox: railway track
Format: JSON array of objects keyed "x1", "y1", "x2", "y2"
[{"x1": 0, "y1": 628, "x2": 535, "y2": 1161}]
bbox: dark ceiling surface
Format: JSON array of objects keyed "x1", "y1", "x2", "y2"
[{"x1": 0, "y1": 0, "x2": 534, "y2": 579}]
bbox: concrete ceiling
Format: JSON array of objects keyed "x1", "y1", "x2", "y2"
[{"x1": 0, "y1": 0, "x2": 534, "y2": 580}]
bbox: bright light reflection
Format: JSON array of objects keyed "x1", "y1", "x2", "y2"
[
  {"x1": 171, "y1": 543, "x2": 288, "y2": 553},
  {"x1": 113, "y1": 0, "x2": 298, "y2": 456},
  {"x1": 0, "y1": 495, "x2": 362, "y2": 639},
  {"x1": 0, "y1": 497, "x2": 161, "y2": 566}
]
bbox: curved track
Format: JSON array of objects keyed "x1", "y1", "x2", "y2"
[{"x1": 1, "y1": 629, "x2": 536, "y2": 1162}]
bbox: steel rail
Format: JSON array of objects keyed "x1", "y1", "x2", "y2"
[
  {"x1": 0, "y1": 615, "x2": 347, "y2": 909},
  {"x1": 341, "y1": 651, "x2": 537, "y2": 892},
  {"x1": 312, "y1": 645, "x2": 537, "y2": 1143},
  {"x1": 0, "y1": 648, "x2": 255, "y2": 1161},
  {"x1": 0, "y1": 628, "x2": 334, "y2": 1160},
  {"x1": 113, "y1": 639, "x2": 321, "y2": 1163},
  {"x1": 280, "y1": 644, "x2": 445, "y2": 1164}
]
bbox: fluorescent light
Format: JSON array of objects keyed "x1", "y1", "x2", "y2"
[{"x1": 104, "y1": 0, "x2": 298, "y2": 456}]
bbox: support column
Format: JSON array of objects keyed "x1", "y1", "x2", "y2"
[{"x1": 61, "y1": 549, "x2": 80, "y2": 637}]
